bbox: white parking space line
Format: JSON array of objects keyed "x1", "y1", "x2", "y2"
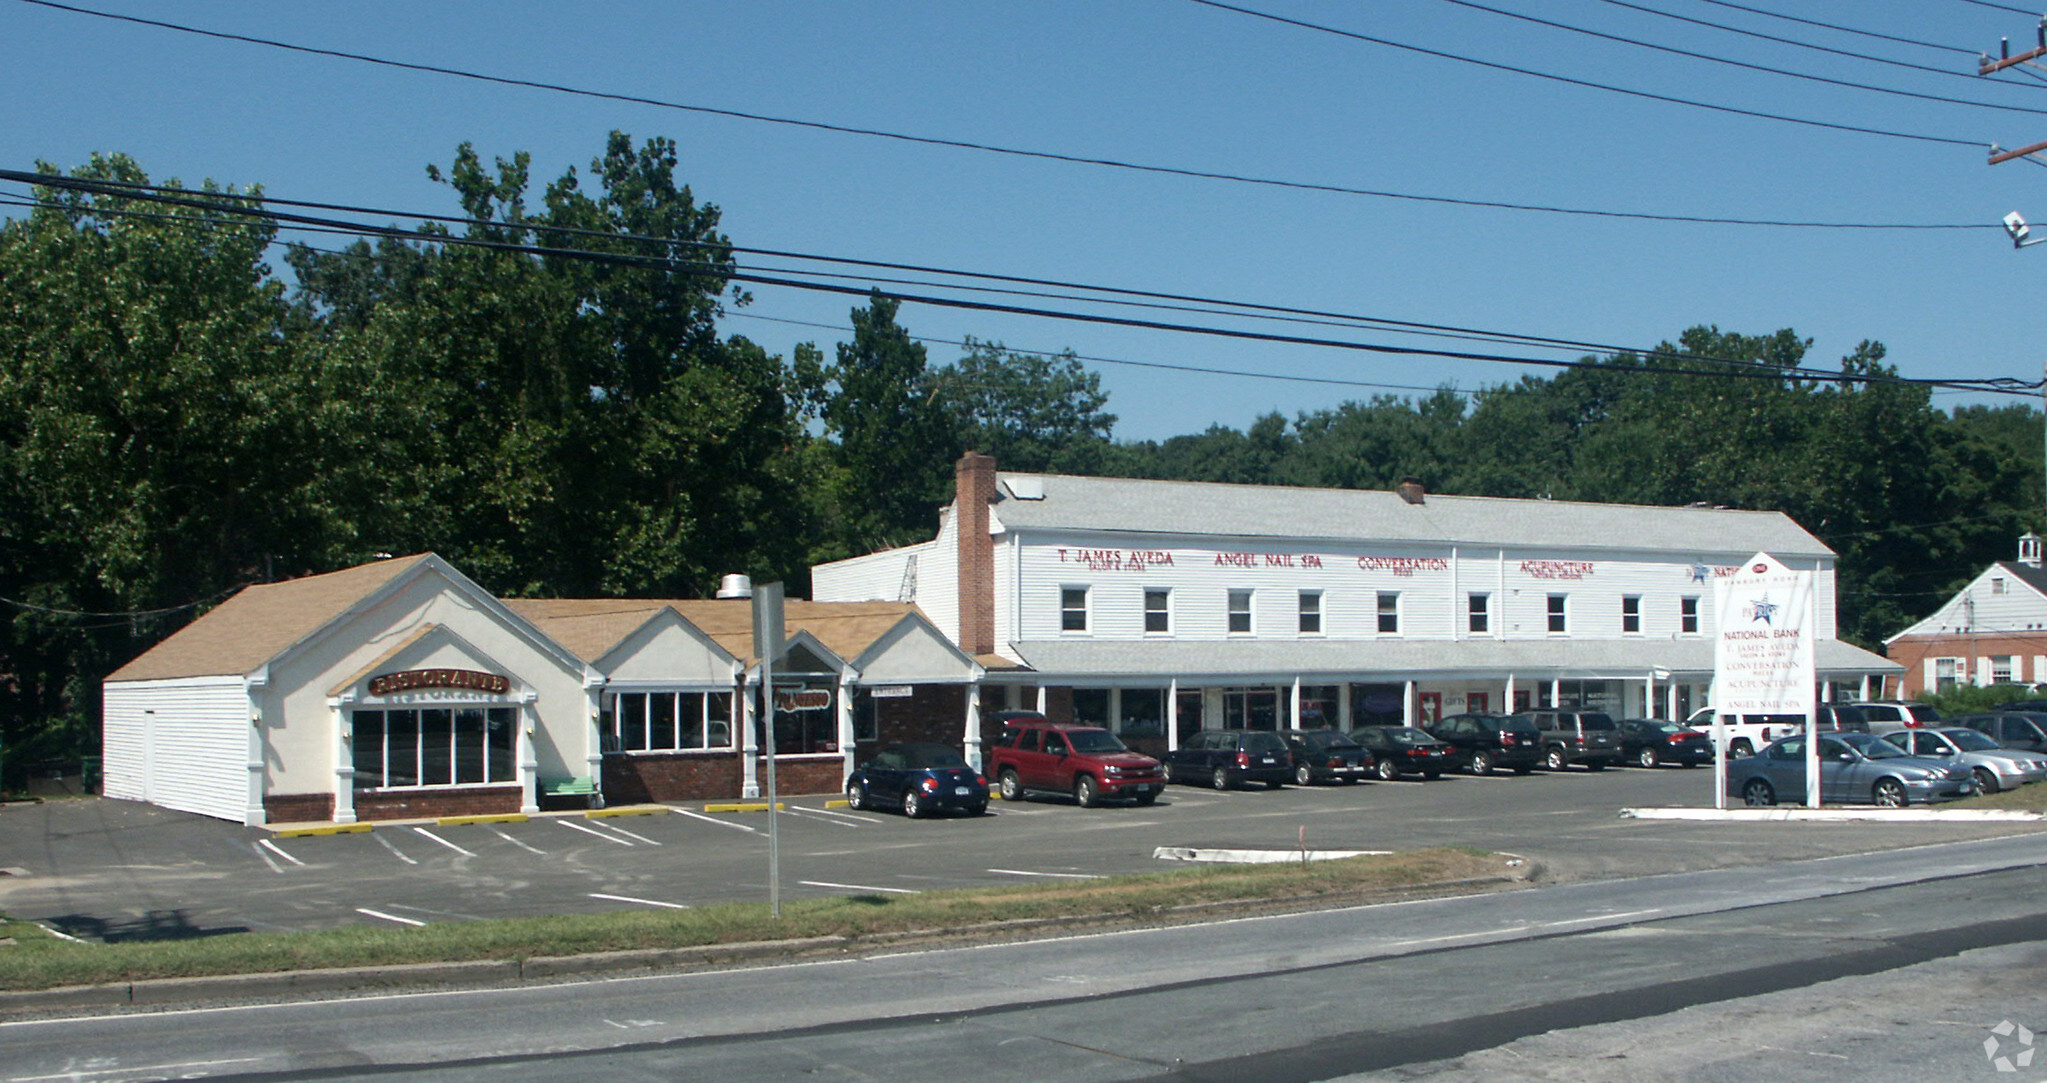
[
  {"x1": 800, "y1": 880, "x2": 920, "y2": 895},
  {"x1": 558, "y1": 819, "x2": 636, "y2": 845},
  {"x1": 411, "y1": 827, "x2": 478, "y2": 858},
  {"x1": 786, "y1": 805, "x2": 875, "y2": 826},
  {"x1": 590, "y1": 820, "x2": 661, "y2": 846},
  {"x1": 256, "y1": 837, "x2": 305, "y2": 866},
  {"x1": 490, "y1": 826, "x2": 547, "y2": 855},
  {"x1": 669, "y1": 807, "x2": 760, "y2": 834},
  {"x1": 590, "y1": 892, "x2": 691, "y2": 910},
  {"x1": 988, "y1": 868, "x2": 1106, "y2": 879},
  {"x1": 356, "y1": 907, "x2": 426, "y2": 926},
  {"x1": 373, "y1": 832, "x2": 418, "y2": 865}
]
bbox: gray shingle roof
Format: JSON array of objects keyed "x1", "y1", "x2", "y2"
[{"x1": 991, "y1": 474, "x2": 1831, "y2": 558}]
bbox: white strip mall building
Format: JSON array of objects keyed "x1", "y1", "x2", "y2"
[{"x1": 812, "y1": 455, "x2": 1901, "y2": 762}]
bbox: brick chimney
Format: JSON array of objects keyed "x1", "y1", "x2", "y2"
[
  {"x1": 955, "y1": 452, "x2": 998, "y2": 655},
  {"x1": 1396, "y1": 477, "x2": 1426, "y2": 505}
]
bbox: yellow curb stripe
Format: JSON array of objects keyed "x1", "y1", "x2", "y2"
[
  {"x1": 702, "y1": 802, "x2": 783, "y2": 813},
  {"x1": 822, "y1": 799, "x2": 851, "y2": 809},
  {"x1": 587, "y1": 805, "x2": 666, "y2": 818},
  {"x1": 437, "y1": 814, "x2": 529, "y2": 827},
  {"x1": 275, "y1": 823, "x2": 374, "y2": 837}
]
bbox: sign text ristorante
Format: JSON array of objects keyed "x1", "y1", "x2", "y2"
[{"x1": 367, "y1": 668, "x2": 510, "y2": 696}]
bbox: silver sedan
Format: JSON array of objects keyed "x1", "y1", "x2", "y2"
[
  {"x1": 1726, "y1": 733, "x2": 1973, "y2": 808},
  {"x1": 1884, "y1": 728, "x2": 2047, "y2": 795}
]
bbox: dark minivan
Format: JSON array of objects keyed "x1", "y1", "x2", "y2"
[
  {"x1": 1425, "y1": 713, "x2": 1541, "y2": 776},
  {"x1": 1518, "y1": 709, "x2": 1621, "y2": 771}
]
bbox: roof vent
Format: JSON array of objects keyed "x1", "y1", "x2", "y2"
[
  {"x1": 2022, "y1": 533, "x2": 2042, "y2": 568},
  {"x1": 1396, "y1": 477, "x2": 1425, "y2": 505},
  {"x1": 716, "y1": 574, "x2": 754, "y2": 599}
]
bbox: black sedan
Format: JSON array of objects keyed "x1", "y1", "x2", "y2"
[
  {"x1": 1281, "y1": 728, "x2": 1375, "y2": 785},
  {"x1": 1616, "y1": 718, "x2": 1712, "y2": 768},
  {"x1": 845, "y1": 743, "x2": 988, "y2": 817},
  {"x1": 1349, "y1": 725, "x2": 1451, "y2": 780}
]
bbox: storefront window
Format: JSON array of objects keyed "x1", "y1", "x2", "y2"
[
  {"x1": 1349, "y1": 684, "x2": 1405, "y2": 727},
  {"x1": 602, "y1": 691, "x2": 737, "y2": 753},
  {"x1": 352, "y1": 706, "x2": 515, "y2": 789},
  {"x1": 1119, "y1": 688, "x2": 1164, "y2": 738},
  {"x1": 769, "y1": 683, "x2": 839, "y2": 755},
  {"x1": 1298, "y1": 685, "x2": 1340, "y2": 728},
  {"x1": 1072, "y1": 688, "x2": 1111, "y2": 727},
  {"x1": 1223, "y1": 689, "x2": 1279, "y2": 730}
]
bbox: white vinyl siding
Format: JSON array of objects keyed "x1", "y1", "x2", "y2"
[{"x1": 102, "y1": 677, "x2": 251, "y2": 823}]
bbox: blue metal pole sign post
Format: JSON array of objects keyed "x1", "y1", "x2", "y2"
[{"x1": 752, "y1": 582, "x2": 786, "y2": 917}]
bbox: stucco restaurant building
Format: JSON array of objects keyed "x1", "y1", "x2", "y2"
[
  {"x1": 811, "y1": 454, "x2": 1900, "y2": 759},
  {"x1": 101, "y1": 554, "x2": 983, "y2": 825}
]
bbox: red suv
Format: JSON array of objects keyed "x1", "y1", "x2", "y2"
[{"x1": 985, "y1": 712, "x2": 1165, "y2": 807}]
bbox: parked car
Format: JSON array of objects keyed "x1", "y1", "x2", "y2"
[
  {"x1": 1852, "y1": 701, "x2": 1943, "y2": 735},
  {"x1": 1424, "y1": 713, "x2": 1541, "y2": 776},
  {"x1": 1990, "y1": 699, "x2": 2047, "y2": 714},
  {"x1": 1956, "y1": 712, "x2": 2047, "y2": 753},
  {"x1": 1725, "y1": 732, "x2": 1974, "y2": 808},
  {"x1": 1518, "y1": 709, "x2": 1621, "y2": 771},
  {"x1": 1350, "y1": 725, "x2": 1451, "y2": 780},
  {"x1": 1882, "y1": 727, "x2": 2047, "y2": 794},
  {"x1": 1813, "y1": 704, "x2": 1871, "y2": 734},
  {"x1": 1616, "y1": 718, "x2": 1712, "y2": 768},
  {"x1": 844, "y1": 742, "x2": 987, "y2": 817},
  {"x1": 1280, "y1": 728, "x2": 1374, "y2": 785},
  {"x1": 1684, "y1": 709, "x2": 1806, "y2": 758},
  {"x1": 983, "y1": 713, "x2": 1164, "y2": 807},
  {"x1": 1163, "y1": 729, "x2": 1293, "y2": 790}
]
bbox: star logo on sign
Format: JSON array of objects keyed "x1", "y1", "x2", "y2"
[
  {"x1": 1748, "y1": 596, "x2": 1778, "y2": 625},
  {"x1": 1688, "y1": 563, "x2": 1711, "y2": 583}
]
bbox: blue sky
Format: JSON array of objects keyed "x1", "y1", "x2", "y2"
[{"x1": 7, "y1": 0, "x2": 2047, "y2": 441}]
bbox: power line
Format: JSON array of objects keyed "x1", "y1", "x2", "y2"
[
  {"x1": 1692, "y1": 0, "x2": 1985, "y2": 57},
  {"x1": 12, "y1": 169, "x2": 2031, "y2": 394},
  {"x1": 1589, "y1": 0, "x2": 2017, "y2": 86},
  {"x1": 1438, "y1": 0, "x2": 2047, "y2": 115},
  {"x1": 7, "y1": 0, "x2": 1996, "y2": 230},
  {"x1": 1954, "y1": 0, "x2": 2043, "y2": 18},
  {"x1": 1182, "y1": 0, "x2": 1986, "y2": 148}
]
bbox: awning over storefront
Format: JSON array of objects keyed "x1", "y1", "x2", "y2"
[{"x1": 1006, "y1": 638, "x2": 1899, "y2": 684}]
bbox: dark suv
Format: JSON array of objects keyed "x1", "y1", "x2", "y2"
[
  {"x1": 984, "y1": 713, "x2": 1164, "y2": 807},
  {"x1": 1163, "y1": 729, "x2": 1293, "y2": 790},
  {"x1": 1425, "y1": 713, "x2": 1541, "y2": 776},
  {"x1": 1518, "y1": 709, "x2": 1621, "y2": 771},
  {"x1": 1957, "y1": 712, "x2": 2047, "y2": 753}
]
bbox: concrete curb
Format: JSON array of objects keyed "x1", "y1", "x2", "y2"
[
  {"x1": 1620, "y1": 806, "x2": 2047, "y2": 822},
  {"x1": 1154, "y1": 846, "x2": 1394, "y2": 863}
]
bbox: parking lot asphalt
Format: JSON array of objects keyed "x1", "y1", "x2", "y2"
[{"x1": 4, "y1": 764, "x2": 2044, "y2": 942}]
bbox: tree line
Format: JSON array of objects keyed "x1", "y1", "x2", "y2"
[{"x1": 1, "y1": 135, "x2": 2038, "y2": 771}]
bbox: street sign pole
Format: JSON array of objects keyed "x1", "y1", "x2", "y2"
[{"x1": 752, "y1": 582, "x2": 785, "y2": 918}]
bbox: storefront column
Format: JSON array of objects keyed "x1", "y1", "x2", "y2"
[
  {"x1": 1035, "y1": 684, "x2": 1048, "y2": 714},
  {"x1": 963, "y1": 683, "x2": 983, "y2": 770},
  {"x1": 1503, "y1": 674, "x2": 1516, "y2": 715},
  {"x1": 740, "y1": 676, "x2": 761, "y2": 799},
  {"x1": 1551, "y1": 678, "x2": 1562, "y2": 710},
  {"x1": 244, "y1": 675, "x2": 269, "y2": 827},
  {"x1": 579, "y1": 679, "x2": 602, "y2": 811},
  {"x1": 1643, "y1": 672, "x2": 1656, "y2": 720},
  {"x1": 838, "y1": 672, "x2": 858, "y2": 780},
  {"x1": 520, "y1": 692, "x2": 543, "y2": 814},
  {"x1": 330, "y1": 697, "x2": 356, "y2": 824},
  {"x1": 1403, "y1": 680, "x2": 1416, "y2": 727},
  {"x1": 1289, "y1": 677, "x2": 1302, "y2": 730},
  {"x1": 1859, "y1": 674, "x2": 1871, "y2": 701},
  {"x1": 1666, "y1": 682, "x2": 1679, "y2": 721},
  {"x1": 1167, "y1": 678, "x2": 1180, "y2": 751},
  {"x1": 1338, "y1": 684, "x2": 1352, "y2": 729}
]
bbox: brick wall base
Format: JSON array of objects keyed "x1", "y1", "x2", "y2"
[
  {"x1": 352, "y1": 786, "x2": 522, "y2": 822},
  {"x1": 264, "y1": 792, "x2": 335, "y2": 824},
  {"x1": 604, "y1": 753, "x2": 743, "y2": 803}
]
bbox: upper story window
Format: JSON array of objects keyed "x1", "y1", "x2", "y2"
[
  {"x1": 1547, "y1": 593, "x2": 1568, "y2": 634},
  {"x1": 1468, "y1": 592, "x2": 1489, "y2": 634},
  {"x1": 1061, "y1": 586, "x2": 1090, "y2": 632},
  {"x1": 1228, "y1": 589, "x2": 1253, "y2": 634},
  {"x1": 1622, "y1": 595, "x2": 1641, "y2": 634},
  {"x1": 1993, "y1": 577, "x2": 2007, "y2": 595},
  {"x1": 1993, "y1": 656, "x2": 2017, "y2": 683},
  {"x1": 1377, "y1": 591, "x2": 1400, "y2": 634},
  {"x1": 1144, "y1": 588, "x2": 1171, "y2": 634},
  {"x1": 1298, "y1": 590, "x2": 1323, "y2": 635},
  {"x1": 1681, "y1": 596, "x2": 1699, "y2": 635}
]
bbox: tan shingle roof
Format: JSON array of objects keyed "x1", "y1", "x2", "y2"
[
  {"x1": 507, "y1": 597, "x2": 926, "y2": 667},
  {"x1": 107, "y1": 555, "x2": 433, "y2": 682}
]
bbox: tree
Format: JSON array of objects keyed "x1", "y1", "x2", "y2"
[
  {"x1": 0, "y1": 155, "x2": 376, "y2": 770},
  {"x1": 933, "y1": 338, "x2": 1115, "y2": 474},
  {"x1": 817, "y1": 292, "x2": 959, "y2": 554}
]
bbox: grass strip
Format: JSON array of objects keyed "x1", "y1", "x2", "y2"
[
  {"x1": 0, "y1": 847, "x2": 1504, "y2": 992},
  {"x1": 1949, "y1": 777, "x2": 2047, "y2": 811}
]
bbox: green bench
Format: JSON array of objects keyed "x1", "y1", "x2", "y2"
[{"x1": 541, "y1": 775, "x2": 596, "y2": 797}]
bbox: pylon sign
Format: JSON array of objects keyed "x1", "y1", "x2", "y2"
[{"x1": 1712, "y1": 552, "x2": 1815, "y2": 716}]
